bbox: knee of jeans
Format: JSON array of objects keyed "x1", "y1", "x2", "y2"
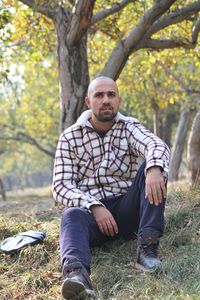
[{"x1": 61, "y1": 207, "x2": 87, "y2": 223}]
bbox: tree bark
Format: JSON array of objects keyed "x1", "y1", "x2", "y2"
[
  {"x1": 153, "y1": 107, "x2": 160, "y2": 137},
  {"x1": 0, "y1": 177, "x2": 6, "y2": 201},
  {"x1": 55, "y1": 8, "x2": 90, "y2": 131},
  {"x1": 162, "y1": 109, "x2": 178, "y2": 147},
  {"x1": 169, "y1": 109, "x2": 191, "y2": 181},
  {"x1": 188, "y1": 110, "x2": 200, "y2": 184}
]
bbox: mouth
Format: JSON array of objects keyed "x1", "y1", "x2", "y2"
[{"x1": 100, "y1": 107, "x2": 113, "y2": 112}]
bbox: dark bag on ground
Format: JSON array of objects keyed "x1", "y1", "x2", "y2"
[{"x1": 0, "y1": 230, "x2": 46, "y2": 254}]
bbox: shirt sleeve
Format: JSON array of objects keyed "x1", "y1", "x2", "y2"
[
  {"x1": 127, "y1": 121, "x2": 170, "y2": 176},
  {"x1": 52, "y1": 132, "x2": 103, "y2": 209}
]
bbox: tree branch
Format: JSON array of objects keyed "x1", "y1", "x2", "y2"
[
  {"x1": 140, "y1": 15, "x2": 200, "y2": 52},
  {"x1": 192, "y1": 17, "x2": 200, "y2": 42},
  {"x1": 19, "y1": 0, "x2": 56, "y2": 19},
  {"x1": 146, "y1": 1, "x2": 200, "y2": 37},
  {"x1": 91, "y1": 0, "x2": 133, "y2": 25},
  {"x1": 101, "y1": 0, "x2": 176, "y2": 78},
  {"x1": 142, "y1": 38, "x2": 197, "y2": 49},
  {"x1": 67, "y1": 0, "x2": 95, "y2": 45},
  {"x1": 0, "y1": 134, "x2": 55, "y2": 157},
  {"x1": 158, "y1": 60, "x2": 200, "y2": 95},
  {"x1": 0, "y1": 124, "x2": 55, "y2": 157}
]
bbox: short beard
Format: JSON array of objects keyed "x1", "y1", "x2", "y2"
[{"x1": 94, "y1": 111, "x2": 117, "y2": 122}]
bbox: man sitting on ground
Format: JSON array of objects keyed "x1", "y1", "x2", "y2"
[{"x1": 52, "y1": 76, "x2": 170, "y2": 299}]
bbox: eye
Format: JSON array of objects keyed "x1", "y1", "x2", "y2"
[
  {"x1": 108, "y1": 92, "x2": 116, "y2": 97},
  {"x1": 94, "y1": 92, "x2": 103, "y2": 98}
]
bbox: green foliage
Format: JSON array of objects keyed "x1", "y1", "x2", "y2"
[
  {"x1": 0, "y1": 55, "x2": 59, "y2": 177},
  {"x1": 1, "y1": 0, "x2": 200, "y2": 181},
  {"x1": 0, "y1": 2, "x2": 59, "y2": 178},
  {"x1": 0, "y1": 5, "x2": 13, "y2": 82},
  {"x1": 88, "y1": 2, "x2": 200, "y2": 128}
]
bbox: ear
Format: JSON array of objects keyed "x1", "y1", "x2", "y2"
[{"x1": 85, "y1": 97, "x2": 91, "y2": 108}]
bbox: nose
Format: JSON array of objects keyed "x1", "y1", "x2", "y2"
[{"x1": 102, "y1": 94, "x2": 109, "y2": 104}]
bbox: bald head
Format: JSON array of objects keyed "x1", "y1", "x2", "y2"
[
  {"x1": 87, "y1": 76, "x2": 119, "y2": 97},
  {"x1": 85, "y1": 76, "x2": 121, "y2": 129}
]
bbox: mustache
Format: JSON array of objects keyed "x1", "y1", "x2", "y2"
[{"x1": 100, "y1": 105, "x2": 113, "y2": 109}]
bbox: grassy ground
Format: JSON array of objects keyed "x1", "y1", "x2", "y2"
[{"x1": 0, "y1": 182, "x2": 200, "y2": 300}]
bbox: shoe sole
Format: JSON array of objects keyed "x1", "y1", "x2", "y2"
[
  {"x1": 61, "y1": 279, "x2": 95, "y2": 299},
  {"x1": 135, "y1": 262, "x2": 157, "y2": 273}
]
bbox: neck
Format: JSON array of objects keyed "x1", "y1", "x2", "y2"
[{"x1": 90, "y1": 117, "x2": 114, "y2": 132}]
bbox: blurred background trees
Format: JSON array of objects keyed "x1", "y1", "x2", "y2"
[{"x1": 0, "y1": 0, "x2": 200, "y2": 198}]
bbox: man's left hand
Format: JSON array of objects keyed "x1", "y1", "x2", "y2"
[{"x1": 145, "y1": 166, "x2": 166, "y2": 206}]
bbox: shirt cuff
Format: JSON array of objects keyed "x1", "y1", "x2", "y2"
[
  {"x1": 84, "y1": 199, "x2": 105, "y2": 212},
  {"x1": 145, "y1": 160, "x2": 169, "y2": 177}
]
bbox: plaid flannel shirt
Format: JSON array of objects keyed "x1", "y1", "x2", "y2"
[{"x1": 52, "y1": 110, "x2": 170, "y2": 209}]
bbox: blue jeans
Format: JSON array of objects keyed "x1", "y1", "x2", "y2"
[{"x1": 60, "y1": 163, "x2": 165, "y2": 274}]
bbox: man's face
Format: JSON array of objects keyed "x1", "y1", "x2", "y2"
[{"x1": 85, "y1": 79, "x2": 121, "y2": 122}]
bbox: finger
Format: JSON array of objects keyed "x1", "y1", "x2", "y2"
[
  {"x1": 155, "y1": 184, "x2": 163, "y2": 204},
  {"x1": 160, "y1": 182, "x2": 167, "y2": 199},
  {"x1": 101, "y1": 219, "x2": 114, "y2": 236},
  {"x1": 106, "y1": 220, "x2": 115, "y2": 236},
  {"x1": 97, "y1": 220, "x2": 110, "y2": 236},
  {"x1": 108, "y1": 214, "x2": 118, "y2": 235},
  {"x1": 112, "y1": 221, "x2": 118, "y2": 235},
  {"x1": 101, "y1": 221, "x2": 110, "y2": 236},
  {"x1": 108, "y1": 219, "x2": 118, "y2": 236},
  {"x1": 145, "y1": 184, "x2": 154, "y2": 204},
  {"x1": 150, "y1": 186, "x2": 160, "y2": 206},
  {"x1": 156, "y1": 179, "x2": 166, "y2": 203},
  {"x1": 97, "y1": 222, "x2": 105, "y2": 235},
  {"x1": 101, "y1": 218, "x2": 116, "y2": 237}
]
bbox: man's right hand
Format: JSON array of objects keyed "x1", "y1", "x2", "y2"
[{"x1": 90, "y1": 205, "x2": 118, "y2": 237}]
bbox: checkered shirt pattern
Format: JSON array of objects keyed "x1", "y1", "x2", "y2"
[{"x1": 52, "y1": 110, "x2": 170, "y2": 209}]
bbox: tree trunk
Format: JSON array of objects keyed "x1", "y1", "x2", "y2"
[
  {"x1": 162, "y1": 109, "x2": 177, "y2": 147},
  {"x1": 188, "y1": 110, "x2": 200, "y2": 185},
  {"x1": 55, "y1": 9, "x2": 90, "y2": 132},
  {"x1": 0, "y1": 177, "x2": 6, "y2": 201},
  {"x1": 169, "y1": 109, "x2": 191, "y2": 181},
  {"x1": 153, "y1": 107, "x2": 160, "y2": 137}
]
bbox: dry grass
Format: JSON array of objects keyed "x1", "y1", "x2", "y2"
[{"x1": 0, "y1": 182, "x2": 200, "y2": 300}]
